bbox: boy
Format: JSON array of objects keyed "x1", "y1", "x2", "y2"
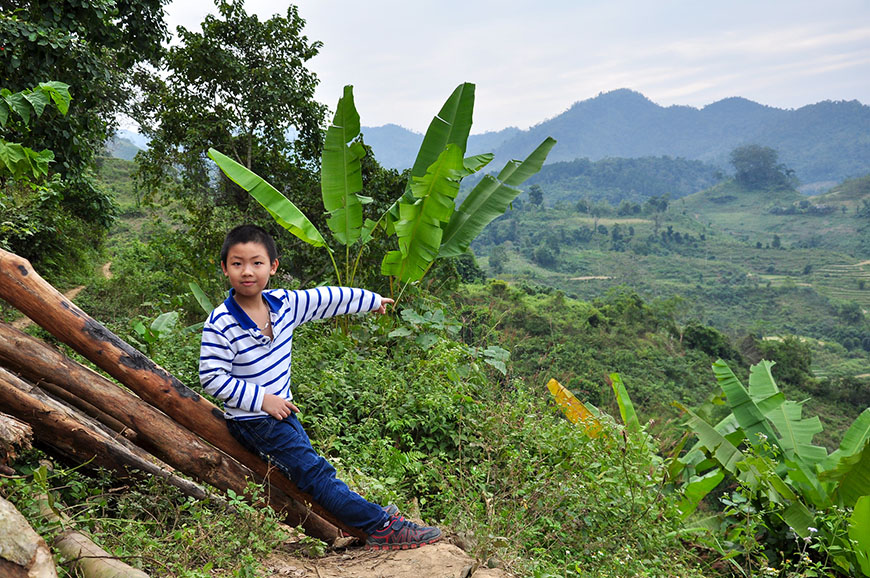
[{"x1": 199, "y1": 224, "x2": 441, "y2": 550}]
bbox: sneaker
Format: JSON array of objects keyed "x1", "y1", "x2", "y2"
[
  {"x1": 383, "y1": 504, "x2": 400, "y2": 517},
  {"x1": 366, "y1": 515, "x2": 442, "y2": 550}
]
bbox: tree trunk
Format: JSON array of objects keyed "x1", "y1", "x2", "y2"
[
  {"x1": 1, "y1": 410, "x2": 32, "y2": 461},
  {"x1": 0, "y1": 249, "x2": 358, "y2": 542},
  {"x1": 0, "y1": 496, "x2": 58, "y2": 578},
  {"x1": 0, "y1": 323, "x2": 341, "y2": 540},
  {"x1": 0, "y1": 367, "x2": 213, "y2": 502}
]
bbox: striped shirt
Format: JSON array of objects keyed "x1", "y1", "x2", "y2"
[{"x1": 199, "y1": 286, "x2": 382, "y2": 420}]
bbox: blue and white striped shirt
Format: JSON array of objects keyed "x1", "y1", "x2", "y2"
[{"x1": 199, "y1": 286, "x2": 382, "y2": 420}]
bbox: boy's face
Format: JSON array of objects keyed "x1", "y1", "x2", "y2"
[{"x1": 221, "y1": 242, "x2": 278, "y2": 299}]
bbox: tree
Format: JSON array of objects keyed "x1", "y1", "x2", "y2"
[
  {"x1": 528, "y1": 184, "x2": 543, "y2": 207},
  {"x1": 136, "y1": 0, "x2": 325, "y2": 205},
  {"x1": 729, "y1": 144, "x2": 793, "y2": 190},
  {"x1": 133, "y1": 0, "x2": 328, "y2": 283},
  {"x1": 488, "y1": 245, "x2": 508, "y2": 274},
  {"x1": 1, "y1": 0, "x2": 169, "y2": 234}
]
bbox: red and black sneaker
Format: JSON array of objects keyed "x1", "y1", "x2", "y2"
[{"x1": 366, "y1": 515, "x2": 442, "y2": 550}]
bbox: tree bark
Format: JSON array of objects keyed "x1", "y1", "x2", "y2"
[
  {"x1": 1, "y1": 410, "x2": 32, "y2": 462},
  {"x1": 0, "y1": 323, "x2": 341, "y2": 540},
  {"x1": 0, "y1": 496, "x2": 58, "y2": 578},
  {"x1": 0, "y1": 250, "x2": 358, "y2": 542},
  {"x1": 0, "y1": 367, "x2": 214, "y2": 502}
]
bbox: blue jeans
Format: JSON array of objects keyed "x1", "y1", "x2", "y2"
[{"x1": 227, "y1": 414, "x2": 388, "y2": 534}]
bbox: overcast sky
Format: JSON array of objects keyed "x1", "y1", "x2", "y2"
[{"x1": 163, "y1": 0, "x2": 870, "y2": 134}]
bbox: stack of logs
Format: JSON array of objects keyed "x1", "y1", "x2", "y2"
[{"x1": 0, "y1": 248, "x2": 362, "y2": 576}]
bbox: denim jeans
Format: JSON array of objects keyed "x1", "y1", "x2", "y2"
[{"x1": 227, "y1": 414, "x2": 388, "y2": 534}]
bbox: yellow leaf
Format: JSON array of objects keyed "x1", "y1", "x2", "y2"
[{"x1": 547, "y1": 378, "x2": 603, "y2": 438}]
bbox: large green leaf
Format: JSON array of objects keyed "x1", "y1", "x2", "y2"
[
  {"x1": 675, "y1": 401, "x2": 746, "y2": 475},
  {"x1": 439, "y1": 137, "x2": 556, "y2": 258},
  {"x1": 713, "y1": 359, "x2": 781, "y2": 451},
  {"x1": 410, "y1": 83, "x2": 475, "y2": 180},
  {"x1": 188, "y1": 281, "x2": 214, "y2": 315},
  {"x1": 321, "y1": 85, "x2": 366, "y2": 246},
  {"x1": 38, "y1": 81, "x2": 71, "y2": 116},
  {"x1": 384, "y1": 83, "x2": 475, "y2": 228},
  {"x1": 850, "y1": 495, "x2": 870, "y2": 577},
  {"x1": 748, "y1": 361, "x2": 826, "y2": 465},
  {"x1": 609, "y1": 372, "x2": 640, "y2": 433},
  {"x1": 207, "y1": 148, "x2": 326, "y2": 248},
  {"x1": 2, "y1": 91, "x2": 31, "y2": 126},
  {"x1": 381, "y1": 145, "x2": 463, "y2": 282},
  {"x1": 823, "y1": 408, "x2": 870, "y2": 472},
  {"x1": 678, "y1": 468, "x2": 724, "y2": 519},
  {"x1": 822, "y1": 440, "x2": 870, "y2": 507}
]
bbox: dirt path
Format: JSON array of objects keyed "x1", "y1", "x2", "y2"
[
  {"x1": 569, "y1": 276, "x2": 612, "y2": 281},
  {"x1": 262, "y1": 540, "x2": 510, "y2": 578},
  {"x1": 10, "y1": 262, "x2": 111, "y2": 330}
]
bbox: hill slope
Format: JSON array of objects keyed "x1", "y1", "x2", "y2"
[{"x1": 362, "y1": 90, "x2": 870, "y2": 186}]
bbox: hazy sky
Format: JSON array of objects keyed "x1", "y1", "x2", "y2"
[{"x1": 164, "y1": 0, "x2": 870, "y2": 134}]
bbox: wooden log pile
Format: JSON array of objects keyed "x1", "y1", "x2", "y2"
[{"x1": 0, "y1": 248, "x2": 365, "y2": 575}]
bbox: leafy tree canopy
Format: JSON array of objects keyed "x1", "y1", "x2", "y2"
[
  {"x1": 1, "y1": 0, "x2": 168, "y2": 176},
  {"x1": 135, "y1": 0, "x2": 326, "y2": 208},
  {"x1": 729, "y1": 144, "x2": 794, "y2": 190}
]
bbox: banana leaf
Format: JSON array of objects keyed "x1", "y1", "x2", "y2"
[
  {"x1": 384, "y1": 83, "x2": 475, "y2": 228},
  {"x1": 712, "y1": 359, "x2": 781, "y2": 451},
  {"x1": 850, "y1": 495, "x2": 870, "y2": 577},
  {"x1": 188, "y1": 281, "x2": 214, "y2": 315},
  {"x1": 609, "y1": 372, "x2": 640, "y2": 433},
  {"x1": 460, "y1": 153, "x2": 494, "y2": 178},
  {"x1": 321, "y1": 85, "x2": 366, "y2": 246},
  {"x1": 675, "y1": 401, "x2": 746, "y2": 474},
  {"x1": 410, "y1": 83, "x2": 475, "y2": 180},
  {"x1": 678, "y1": 468, "x2": 725, "y2": 519},
  {"x1": 546, "y1": 378, "x2": 603, "y2": 437},
  {"x1": 207, "y1": 148, "x2": 326, "y2": 248},
  {"x1": 823, "y1": 408, "x2": 870, "y2": 472},
  {"x1": 821, "y1": 439, "x2": 870, "y2": 507},
  {"x1": 748, "y1": 361, "x2": 827, "y2": 465},
  {"x1": 439, "y1": 137, "x2": 556, "y2": 258},
  {"x1": 381, "y1": 145, "x2": 463, "y2": 282}
]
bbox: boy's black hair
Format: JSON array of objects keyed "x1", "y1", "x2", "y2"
[{"x1": 220, "y1": 224, "x2": 278, "y2": 265}]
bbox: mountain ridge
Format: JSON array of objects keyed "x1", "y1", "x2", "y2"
[{"x1": 360, "y1": 89, "x2": 870, "y2": 186}]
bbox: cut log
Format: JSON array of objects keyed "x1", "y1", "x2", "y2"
[
  {"x1": 0, "y1": 323, "x2": 340, "y2": 541},
  {"x1": 0, "y1": 367, "x2": 211, "y2": 502},
  {"x1": 37, "y1": 493, "x2": 149, "y2": 578},
  {"x1": 0, "y1": 496, "x2": 58, "y2": 577},
  {"x1": 0, "y1": 410, "x2": 32, "y2": 464},
  {"x1": 0, "y1": 250, "x2": 357, "y2": 542}
]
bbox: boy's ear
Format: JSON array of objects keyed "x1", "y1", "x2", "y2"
[
  {"x1": 270, "y1": 259, "x2": 279, "y2": 275},
  {"x1": 220, "y1": 261, "x2": 229, "y2": 276}
]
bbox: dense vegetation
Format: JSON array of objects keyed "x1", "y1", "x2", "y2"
[{"x1": 2, "y1": 2, "x2": 869, "y2": 577}]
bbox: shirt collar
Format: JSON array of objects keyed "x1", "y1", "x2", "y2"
[{"x1": 224, "y1": 289, "x2": 282, "y2": 330}]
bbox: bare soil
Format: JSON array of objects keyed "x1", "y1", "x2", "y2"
[{"x1": 260, "y1": 533, "x2": 512, "y2": 578}]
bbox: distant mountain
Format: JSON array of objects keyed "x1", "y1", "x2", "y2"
[
  {"x1": 359, "y1": 124, "x2": 522, "y2": 172},
  {"x1": 104, "y1": 136, "x2": 141, "y2": 161},
  {"x1": 360, "y1": 89, "x2": 870, "y2": 186}
]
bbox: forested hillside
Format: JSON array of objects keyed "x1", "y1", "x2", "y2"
[{"x1": 362, "y1": 89, "x2": 870, "y2": 186}]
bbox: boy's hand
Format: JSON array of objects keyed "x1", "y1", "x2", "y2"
[
  {"x1": 375, "y1": 297, "x2": 394, "y2": 315},
  {"x1": 262, "y1": 394, "x2": 299, "y2": 420}
]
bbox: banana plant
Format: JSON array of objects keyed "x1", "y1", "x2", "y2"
[
  {"x1": 672, "y1": 358, "x2": 870, "y2": 566},
  {"x1": 207, "y1": 83, "x2": 555, "y2": 297}
]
